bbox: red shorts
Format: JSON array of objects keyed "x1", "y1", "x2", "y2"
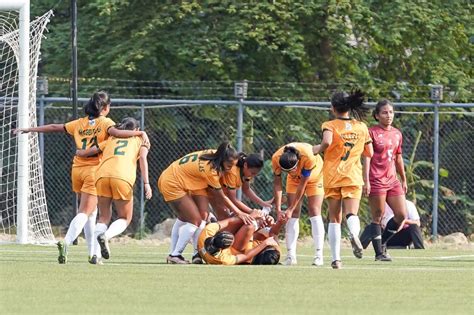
[{"x1": 369, "y1": 180, "x2": 404, "y2": 197}]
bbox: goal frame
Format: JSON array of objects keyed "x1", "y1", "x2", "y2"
[{"x1": 0, "y1": 0, "x2": 30, "y2": 244}]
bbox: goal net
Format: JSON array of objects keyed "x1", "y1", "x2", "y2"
[{"x1": 0, "y1": 8, "x2": 54, "y2": 244}]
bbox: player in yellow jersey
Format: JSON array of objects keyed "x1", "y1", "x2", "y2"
[
  {"x1": 197, "y1": 215, "x2": 280, "y2": 265},
  {"x1": 76, "y1": 117, "x2": 152, "y2": 263},
  {"x1": 271, "y1": 143, "x2": 325, "y2": 266},
  {"x1": 313, "y1": 90, "x2": 374, "y2": 269},
  {"x1": 216, "y1": 153, "x2": 272, "y2": 219},
  {"x1": 158, "y1": 142, "x2": 255, "y2": 264},
  {"x1": 13, "y1": 91, "x2": 148, "y2": 264}
]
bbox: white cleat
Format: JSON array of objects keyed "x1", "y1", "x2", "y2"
[
  {"x1": 312, "y1": 256, "x2": 324, "y2": 266},
  {"x1": 284, "y1": 256, "x2": 297, "y2": 266}
]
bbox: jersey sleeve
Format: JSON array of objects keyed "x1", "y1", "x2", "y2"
[
  {"x1": 363, "y1": 124, "x2": 372, "y2": 144},
  {"x1": 271, "y1": 153, "x2": 281, "y2": 176},
  {"x1": 222, "y1": 170, "x2": 238, "y2": 189},
  {"x1": 395, "y1": 131, "x2": 403, "y2": 155},
  {"x1": 204, "y1": 167, "x2": 221, "y2": 189},
  {"x1": 321, "y1": 121, "x2": 333, "y2": 133},
  {"x1": 103, "y1": 117, "x2": 116, "y2": 134},
  {"x1": 64, "y1": 119, "x2": 79, "y2": 136},
  {"x1": 140, "y1": 137, "x2": 151, "y2": 150}
]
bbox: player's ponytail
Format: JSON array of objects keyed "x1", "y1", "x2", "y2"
[
  {"x1": 84, "y1": 91, "x2": 111, "y2": 118},
  {"x1": 116, "y1": 117, "x2": 139, "y2": 130},
  {"x1": 200, "y1": 141, "x2": 239, "y2": 172},
  {"x1": 204, "y1": 231, "x2": 234, "y2": 255},
  {"x1": 331, "y1": 89, "x2": 369, "y2": 120},
  {"x1": 373, "y1": 99, "x2": 393, "y2": 121},
  {"x1": 279, "y1": 146, "x2": 300, "y2": 171},
  {"x1": 237, "y1": 152, "x2": 263, "y2": 169}
]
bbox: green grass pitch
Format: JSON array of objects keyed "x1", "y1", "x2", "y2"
[{"x1": 1, "y1": 243, "x2": 472, "y2": 314}]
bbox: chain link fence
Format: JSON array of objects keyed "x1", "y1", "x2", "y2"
[{"x1": 39, "y1": 98, "x2": 473, "y2": 238}]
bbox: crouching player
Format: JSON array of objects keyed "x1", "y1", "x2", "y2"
[
  {"x1": 197, "y1": 215, "x2": 282, "y2": 265},
  {"x1": 76, "y1": 117, "x2": 152, "y2": 263}
]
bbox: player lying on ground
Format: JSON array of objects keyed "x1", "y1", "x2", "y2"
[
  {"x1": 197, "y1": 213, "x2": 284, "y2": 265},
  {"x1": 76, "y1": 117, "x2": 152, "y2": 264},
  {"x1": 272, "y1": 143, "x2": 325, "y2": 266},
  {"x1": 13, "y1": 91, "x2": 148, "y2": 264}
]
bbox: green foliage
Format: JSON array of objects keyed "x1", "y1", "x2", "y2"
[{"x1": 31, "y1": 1, "x2": 472, "y2": 101}]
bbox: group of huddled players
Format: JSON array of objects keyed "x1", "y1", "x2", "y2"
[{"x1": 14, "y1": 89, "x2": 409, "y2": 269}]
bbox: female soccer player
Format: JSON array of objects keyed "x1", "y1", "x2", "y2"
[
  {"x1": 272, "y1": 143, "x2": 325, "y2": 266},
  {"x1": 216, "y1": 152, "x2": 272, "y2": 218},
  {"x1": 76, "y1": 117, "x2": 152, "y2": 263},
  {"x1": 158, "y1": 142, "x2": 254, "y2": 264},
  {"x1": 362, "y1": 99, "x2": 407, "y2": 261},
  {"x1": 313, "y1": 90, "x2": 373, "y2": 269},
  {"x1": 13, "y1": 91, "x2": 148, "y2": 264},
  {"x1": 197, "y1": 215, "x2": 280, "y2": 265}
]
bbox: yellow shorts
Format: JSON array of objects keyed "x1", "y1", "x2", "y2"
[
  {"x1": 71, "y1": 165, "x2": 98, "y2": 195},
  {"x1": 190, "y1": 189, "x2": 208, "y2": 197},
  {"x1": 96, "y1": 177, "x2": 133, "y2": 200},
  {"x1": 286, "y1": 175, "x2": 324, "y2": 197},
  {"x1": 324, "y1": 186, "x2": 362, "y2": 200},
  {"x1": 157, "y1": 169, "x2": 187, "y2": 202}
]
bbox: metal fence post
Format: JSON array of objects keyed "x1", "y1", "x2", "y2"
[
  {"x1": 38, "y1": 95, "x2": 45, "y2": 163},
  {"x1": 234, "y1": 81, "x2": 248, "y2": 200},
  {"x1": 430, "y1": 85, "x2": 443, "y2": 240},
  {"x1": 139, "y1": 103, "x2": 145, "y2": 238}
]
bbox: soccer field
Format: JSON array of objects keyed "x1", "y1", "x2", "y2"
[{"x1": 1, "y1": 243, "x2": 472, "y2": 315}]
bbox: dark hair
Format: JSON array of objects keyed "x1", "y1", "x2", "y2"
[
  {"x1": 84, "y1": 91, "x2": 111, "y2": 118},
  {"x1": 372, "y1": 99, "x2": 393, "y2": 121},
  {"x1": 200, "y1": 141, "x2": 239, "y2": 172},
  {"x1": 204, "y1": 231, "x2": 234, "y2": 255},
  {"x1": 236, "y1": 153, "x2": 264, "y2": 169},
  {"x1": 331, "y1": 89, "x2": 369, "y2": 120},
  {"x1": 116, "y1": 117, "x2": 139, "y2": 131},
  {"x1": 279, "y1": 146, "x2": 300, "y2": 171},
  {"x1": 252, "y1": 246, "x2": 280, "y2": 265}
]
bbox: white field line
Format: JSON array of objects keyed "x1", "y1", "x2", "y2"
[{"x1": 0, "y1": 248, "x2": 473, "y2": 261}]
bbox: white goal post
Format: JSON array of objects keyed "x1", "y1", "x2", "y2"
[{"x1": 0, "y1": 0, "x2": 54, "y2": 244}]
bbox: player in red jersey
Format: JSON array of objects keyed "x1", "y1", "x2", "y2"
[{"x1": 362, "y1": 99, "x2": 407, "y2": 261}]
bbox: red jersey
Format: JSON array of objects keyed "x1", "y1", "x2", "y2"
[{"x1": 368, "y1": 125, "x2": 403, "y2": 188}]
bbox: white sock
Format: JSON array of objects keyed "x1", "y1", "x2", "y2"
[
  {"x1": 104, "y1": 218, "x2": 128, "y2": 239},
  {"x1": 285, "y1": 218, "x2": 299, "y2": 259},
  {"x1": 64, "y1": 213, "x2": 88, "y2": 245},
  {"x1": 171, "y1": 223, "x2": 197, "y2": 257},
  {"x1": 94, "y1": 223, "x2": 108, "y2": 257},
  {"x1": 310, "y1": 215, "x2": 325, "y2": 258},
  {"x1": 347, "y1": 215, "x2": 361, "y2": 238},
  {"x1": 193, "y1": 221, "x2": 206, "y2": 255},
  {"x1": 84, "y1": 209, "x2": 97, "y2": 257},
  {"x1": 170, "y1": 218, "x2": 187, "y2": 255},
  {"x1": 328, "y1": 223, "x2": 341, "y2": 262}
]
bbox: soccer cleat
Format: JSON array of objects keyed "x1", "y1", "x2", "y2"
[
  {"x1": 89, "y1": 255, "x2": 104, "y2": 265},
  {"x1": 284, "y1": 256, "x2": 297, "y2": 266},
  {"x1": 349, "y1": 233, "x2": 363, "y2": 259},
  {"x1": 57, "y1": 241, "x2": 68, "y2": 264},
  {"x1": 97, "y1": 233, "x2": 110, "y2": 260},
  {"x1": 166, "y1": 255, "x2": 190, "y2": 264},
  {"x1": 192, "y1": 253, "x2": 203, "y2": 264},
  {"x1": 331, "y1": 260, "x2": 342, "y2": 269},
  {"x1": 312, "y1": 256, "x2": 324, "y2": 266},
  {"x1": 375, "y1": 254, "x2": 392, "y2": 262}
]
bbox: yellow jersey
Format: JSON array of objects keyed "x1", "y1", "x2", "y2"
[
  {"x1": 65, "y1": 116, "x2": 115, "y2": 167},
  {"x1": 95, "y1": 136, "x2": 149, "y2": 186},
  {"x1": 163, "y1": 150, "x2": 222, "y2": 191},
  {"x1": 321, "y1": 118, "x2": 371, "y2": 187},
  {"x1": 220, "y1": 165, "x2": 243, "y2": 190},
  {"x1": 198, "y1": 223, "x2": 238, "y2": 265},
  {"x1": 272, "y1": 142, "x2": 318, "y2": 180}
]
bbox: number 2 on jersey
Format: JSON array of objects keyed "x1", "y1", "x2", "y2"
[
  {"x1": 114, "y1": 140, "x2": 129, "y2": 156},
  {"x1": 341, "y1": 142, "x2": 355, "y2": 161}
]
